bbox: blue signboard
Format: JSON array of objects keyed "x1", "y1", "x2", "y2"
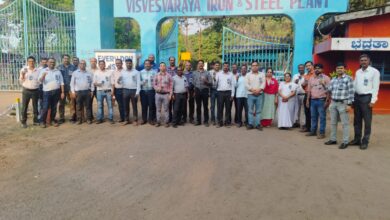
[{"x1": 75, "y1": 0, "x2": 348, "y2": 71}]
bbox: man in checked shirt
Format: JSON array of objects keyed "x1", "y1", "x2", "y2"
[{"x1": 324, "y1": 63, "x2": 354, "y2": 149}]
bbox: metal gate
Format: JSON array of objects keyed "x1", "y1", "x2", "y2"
[
  {"x1": 0, "y1": 0, "x2": 75, "y2": 91},
  {"x1": 222, "y1": 27, "x2": 292, "y2": 81},
  {"x1": 158, "y1": 18, "x2": 179, "y2": 65}
]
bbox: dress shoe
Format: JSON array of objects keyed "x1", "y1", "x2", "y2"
[
  {"x1": 172, "y1": 124, "x2": 178, "y2": 128},
  {"x1": 317, "y1": 134, "x2": 326, "y2": 139},
  {"x1": 204, "y1": 123, "x2": 209, "y2": 127},
  {"x1": 256, "y1": 125, "x2": 263, "y2": 131},
  {"x1": 155, "y1": 123, "x2": 161, "y2": 127},
  {"x1": 109, "y1": 120, "x2": 115, "y2": 124},
  {"x1": 21, "y1": 123, "x2": 28, "y2": 129},
  {"x1": 246, "y1": 125, "x2": 254, "y2": 130},
  {"x1": 300, "y1": 128, "x2": 310, "y2": 133},
  {"x1": 305, "y1": 132, "x2": 316, "y2": 137},
  {"x1": 324, "y1": 140, "x2": 337, "y2": 145},
  {"x1": 349, "y1": 140, "x2": 361, "y2": 146},
  {"x1": 96, "y1": 120, "x2": 103, "y2": 124},
  {"x1": 216, "y1": 124, "x2": 222, "y2": 128},
  {"x1": 194, "y1": 122, "x2": 201, "y2": 126},
  {"x1": 339, "y1": 143, "x2": 349, "y2": 149},
  {"x1": 140, "y1": 121, "x2": 147, "y2": 125},
  {"x1": 122, "y1": 121, "x2": 130, "y2": 126},
  {"x1": 360, "y1": 143, "x2": 368, "y2": 150},
  {"x1": 164, "y1": 123, "x2": 170, "y2": 128}
]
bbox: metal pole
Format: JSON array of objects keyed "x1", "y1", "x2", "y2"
[{"x1": 22, "y1": 0, "x2": 29, "y2": 59}]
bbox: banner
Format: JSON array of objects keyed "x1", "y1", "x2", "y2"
[
  {"x1": 95, "y1": 49, "x2": 139, "y2": 70},
  {"x1": 331, "y1": 38, "x2": 390, "y2": 51}
]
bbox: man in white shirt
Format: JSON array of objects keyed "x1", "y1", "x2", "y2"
[
  {"x1": 19, "y1": 56, "x2": 40, "y2": 128},
  {"x1": 112, "y1": 59, "x2": 126, "y2": 122},
  {"x1": 121, "y1": 58, "x2": 141, "y2": 125},
  {"x1": 216, "y1": 62, "x2": 236, "y2": 128},
  {"x1": 350, "y1": 54, "x2": 381, "y2": 150},
  {"x1": 292, "y1": 64, "x2": 306, "y2": 128},
  {"x1": 70, "y1": 60, "x2": 94, "y2": 124},
  {"x1": 38, "y1": 58, "x2": 65, "y2": 128},
  {"x1": 236, "y1": 65, "x2": 249, "y2": 127},
  {"x1": 93, "y1": 60, "x2": 114, "y2": 124},
  {"x1": 171, "y1": 65, "x2": 189, "y2": 128},
  {"x1": 246, "y1": 61, "x2": 266, "y2": 130}
]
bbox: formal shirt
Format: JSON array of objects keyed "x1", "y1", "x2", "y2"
[
  {"x1": 328, "y1": 74, "x2": 354, "y2": 105},
  {"x1": 307, "y1": 73, "x2": 331, "y2": 99},
  {"x1": 153, "y1": 72, "x2": 173, "y2": 94},
  {"x1": 246, "y1": 71, "x2": 266, "y2": 95},
  {"x1": 172, "y1": 75, "x2": 188, "y2": 94},
  {"x1": 70, "y1": 69, "x2": 94, "y2": 93},
  {"x1": 292, "y1": 73, "x2": 306, "y2": 95},
  {"x1": 122, "y1": 69, "x2": 141, "y2": 95},
  {"x1": 167, "y1": 66, "x2": 177, "y2": 77},
  {"x1": 184, "y1": 70, "x2": 194, "y2": 90},
  {"x1": 140, "y1": 69, "x2": 157, "y2": 91},
  {"x1": 19, "y1": 67, "x2": 40, "y2": 89},
  {"x1": 112, "y1": 69, "x2": 125, "y2": 89},
  {"x1": 354, "y1": 66, "x2": 381, "y2": 104},
  {"x1": 236, "y1": 75, "x2": 248, "y2": 98},
  {"x1": 39, "y1": 68, "x2": 64, "y2": 92},
  {"x1": 93, "y1": 69, "x2": 113, "y2": 91},
  {"x1": 216, "y1": 71, "x2": 236, "y2": 97},
  {"x1": 209, "y1": 69, "x2": 222, "y2": 89},
  {"x1": 58, "y1": 64, "x2": 77, "y2": 89},
  {"x1": 193, "y1": 70, "x2": 212, "y2": 90}
]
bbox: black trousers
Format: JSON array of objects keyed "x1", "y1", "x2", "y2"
[
  {"x1": 183, "y1": 89, "x2": 195, "y2": 122},
  {"x1": 230, "y1": 96, "x2": 238, "y2": 123},
  {"x1": 21, "y1": 88, "x2": 39, "y2": 124},
  {"x1": 217, "y1": 91, "x2": 232, "y2": 125},
  {"x1": 89, "y1": 87, "x2": 96, "y2": 120},
  {"x1": 173, "y1": 93, "x2": 186, "y2": 125},
  {"x1": 76, "y1": 90, "x2": 92, "y2": 121},
  {"x1": 304, "y1": 94, "x2": 311, "y2": 130},
  {"x1": 353, "y1": 94, "x2": 373, "y2": 144},
  {"x1": 41, "y1": 89, "x2": 60, "y2": 124},
  {"x1": 195, "y1": 88, "x2": 209, "y2": 123},
  {"x1": 123, "y1": 89, "x2": 138, "y2": 122},
  {"x1": 140, "y1": 90, "x2": 156, "y2": 123},
  {"x1": 236, "y1": 97, "x2": 248, "y2": 125}
]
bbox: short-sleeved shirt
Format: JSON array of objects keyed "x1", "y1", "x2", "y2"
[
  {"x1": 307, "y1": 74, "x2": 331, "y2": 99},
  {"x1": 172, "y1": 75, "x2": 188, "y2": 94}
]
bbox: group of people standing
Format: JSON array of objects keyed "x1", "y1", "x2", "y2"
[{"x1": 19, "y1": 53, "x2": 380, "y2": 149}]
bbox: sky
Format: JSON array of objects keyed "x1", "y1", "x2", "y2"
[
  {"x1": 182, "y1": 18, "x2": 210, "y2": 35},
  {"x1": 0, "y1": 0, "x2": 4, "y2": 5}
]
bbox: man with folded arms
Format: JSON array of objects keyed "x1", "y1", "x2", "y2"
[{"x1": 246, "y1": 61, "x2": 266, "y2": 131}]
